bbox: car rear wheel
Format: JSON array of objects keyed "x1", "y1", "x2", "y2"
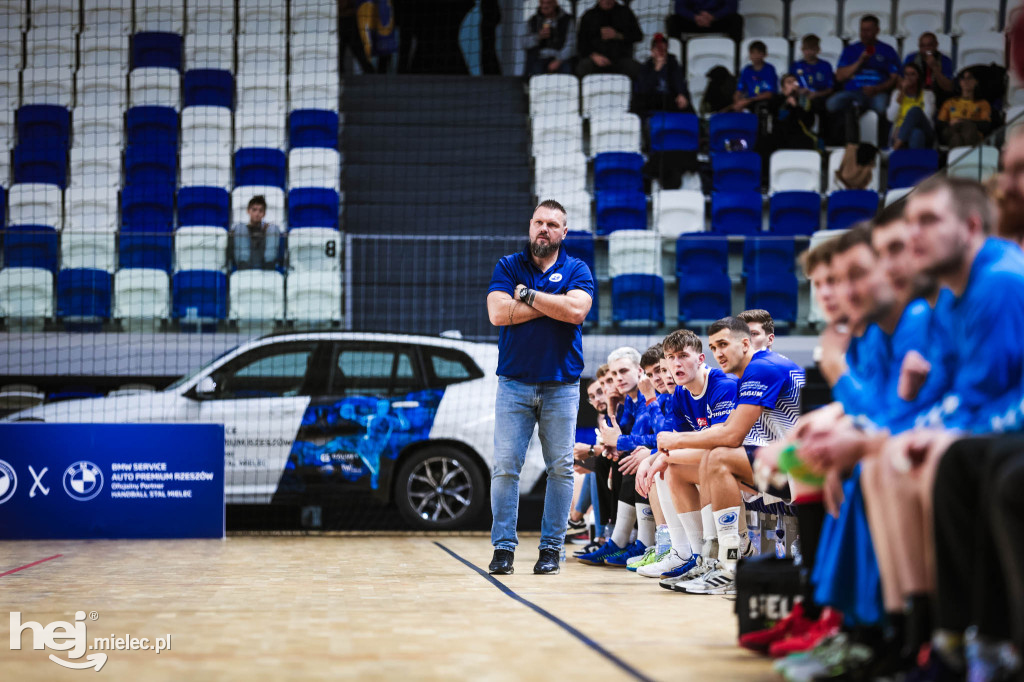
[{"x1": 395, "y1": 446, "x2": 486, "y2": 530}]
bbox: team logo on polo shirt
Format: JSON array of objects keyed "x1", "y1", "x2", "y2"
[{"x1": 549, "y1": 273, "x2": 563, "y2": 283}]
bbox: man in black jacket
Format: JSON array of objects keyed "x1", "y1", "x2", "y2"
[
  {"x1": 522, "y1": 0, "x2": 576, "y2": 76},
  {"x1": 576, "y1": 0, "x2": 643, "y2": 80},
  {"x1": 634, "y1": 32, "x2": 693, "y2": 115}
]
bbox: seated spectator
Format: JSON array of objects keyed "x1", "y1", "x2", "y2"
[
  {"x1": 667, "y1": 0, "x2": 742, "y2": 44},
  {"x1": 576, "y1": 0, "x2": 643, "y2": 80},
  {"x1": 521, "y1": 0, "x2": 575, "y2": 77},
  {"x1": 701, "y1": 65, "x2": 737, "y2": 115},
  {"x1": 826, "y1": 15, "x2": 900, "y2": 144},
  {"x1": 230, "y1": 195, "x2": 282, "y2": 271},
  {"x1": 903, "y1": 32, "x2": 955, "y2": 106},
  {"x1": 772, "y1": 74, "x2": 818, "y2": 150},
  {"x1": 634, "y1": 32, "x2": 693, "y2": 115},
  {"x1": 936, "y1": 68, "x2": 992, "y2": 147},
  {"x1": 790, "y1": 34, "x2": 835, "y2": 118},
  {"x1": 887, "y1": 63, "x2": 936, "y2": 150},
  {"x1": 731, "y1": 40, "x2": 778, "y2": 113}
]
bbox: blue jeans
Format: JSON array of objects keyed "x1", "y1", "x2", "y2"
[
  {"x1": 825, "y1": 89, "x2": 889, "y2": 116},
  {"x1": 491, "y1": 377, "x2": 580, "y2": 552},
  {"x1": 897, "y1": 106, "x2": 935, "y2": 149},
  {"x1": 574, "y1": 471, "x2": 607, "y2": 538}
]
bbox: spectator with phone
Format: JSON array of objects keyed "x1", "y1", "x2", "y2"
[
  {"x1": 521, "y1": 0, "x2": 575, "y2": 77},
  {"x1": 903, "y1": 32, "x2": 955, "y2": 106},
  {"x1": 826, "y1": 15, "x2": 900, "y2": 144}
]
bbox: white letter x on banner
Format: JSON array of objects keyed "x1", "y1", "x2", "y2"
[{"x1": 29, "y1": 466, "x2": 49, "y2": 497}]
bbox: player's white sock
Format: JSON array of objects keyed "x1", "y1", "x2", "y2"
[
  {"x1": 677, "y1": 511, "x2": 703, "y2": 557},
  {"x1": 700, "y1": 504, "x2": 718, "y2": 557},
  {"x1": 714, "y1": 505, "x2": 748, "y2": 571},
  {"x1": 654, "y1": 476, "x2": 691, "y2": 555},
  {"x1": 635, "y1": 502, "x2": 655, "y2": 547},
  {"x1": 610, "y1": 501, "x2": 637, "y2": 547}
]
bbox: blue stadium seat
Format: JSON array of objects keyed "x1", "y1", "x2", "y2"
[
  {"x1": 595, "y1": 189, "x2": 647, "y2": 235},
  {"x1": 679, "y1": 270, "x2": 732, "y2": 323},
  {"x1": 234, "y1": 148, "x2": 287, "y2": 188},
  {"x1": 183, "y1": 69, "x2": 233, "y2": 109},
  {"x1": 612, "y1": 274, "x2": 665, "y2": 329},
  {"x1": 769, "y1": 191, "x2": 820, "y2": 236},
  {"x1": 711, "y1": 191, "x2": 762, "y2": 235},
  {"x1": 593, "y1": 152, "x2": 644, "y2": 192},
  {"x1": 126, "y1": 106, "x2": 179, "y2": 146},
  {"x1": 887, "y1": 150, "x2": 939, "y2": 189},
  {"x1": 172, "y1": 270, "x2": 227, "y2": 319},
  {"x1": 3, "y1": 225, "x2": 59, "y2": 272},
  {"x1": 743, "y1": 237, "x2": 796, "y2": 277},
  {"x1": 564, "y1": 230, "x2": 598, "y2": 325},
  {"x1": 119, "y1": 233, "x2": 173, "y2": 271},
  {"x1": 746, "y1": 271, "x2": 798, "y2": 324},
  {"x1": 708, "y1": 112, "x2": 758, "y2": 152},
  {"x1": 57, "y1": 268, "x2": 112, "y2": 319},
  {"x1": 676, "y1": 235, "x2": 728, "y2": 275},
  {"x1": 287, "y1": 188, "x2": 339, "y2": 229},
  {"x1": 121, "y1": 184, "x2": 175, "y2": 232},
  {"x1": 711, "y1": 151, "x2": 761, "y2": 192},
  {"x1": 178, "y1": 186, "x2": 230, "y2": 228},
  {"x1": 132, "y1": 32, "x2": 183, "y2": 70},
  {"x1": 13, "y1": 145, "x2": 68, "y2": 187},
  {"x1": 289, "y1": 110, "x2": 339, "y2": 149},
  {"x1": 124, "y1": 144, "x2": 177, "y2": 187},
  {"x1": 17, "y1": 105, "x2": 70, "y2": 147},
  {"x1": 827, "y1": 190, "x2": 879, "y2": 230},
  {"x1": 649, "y1": 112, "x2": 700, "y2": 151}
]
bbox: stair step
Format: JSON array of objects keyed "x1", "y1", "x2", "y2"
[
  {"x1": 344, "y1": 188, "x2": 533, "y2": 207},
  {"x1": 342, "y1": 108, "x2": 527, "y2": 127},
  {"x1": 343, "y1": 163, "x2": 531, "y2": 193},
  {"x1": 345, "y1": 203, "x2": 532, "y2": 235}
]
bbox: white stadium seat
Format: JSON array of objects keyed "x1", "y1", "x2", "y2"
[
  {"x1": 8, "y1": 183, "x2": 63, "y2": 228},
  {"x1": 187, "y1": 0, "x2": 235, "y2": 37},
  {"x1": 185, "y1": 34, "x2": 234, "y2": 72},
  {"x1": 859, "y1": 110, "x2": 879, "y2": 146},
  {"x1": 129, "y1": 67, "x2": 181, "y2": 109},
  {"x1": 0, "y1": 267, "x2": 54, "y2": 318},
  {"x1": 288, "y1": 71, "x2": 340, "y2": 112},
  {"x1": 290, "y1": 32, "x2": 339, "y2": 75},
  {"x1": 740, "y1": 37, "x2": 790, "y2": 76},
  {"x1": 291, "y1": 0, "x2": 337, "y2": 27},
  {"x1": 608, "y1": 231, "x2": 661, "y2": 278},
  {"x1": 530, "y1": 111, "x2": 584, "y2": 156},
  {"x1": 236, "y1": 34, "x2": 286, "y2": 76},
  {"x1": 534, "y1": 151, "x2": 588, "y2": 197},
  {"x1": 951, "y1": 0, "x2": 1001, "y2": 34},
  {"x1": 1, "y1": 1, "x2": 25, "y2": 31},
  {"x1": 30, "y1": 0, "x2": 79, "y2": 31},
  {"x1": 238, "y1": 0, "x2": 286, "y2": 33},
  {"x1": 769, "y1": 150, "x2": 822, "y2": 193},
  {"x1": 896, "y1": 0, "x2": 946, "y2": 37},
  {"x1": 182, "y1": 105, "x2": 232, "y2": 149},
  {"x1": 816, "y1": 36, "x2": 845, "y2": 67},
  {"x1": 957, "y1": 31, "x2": 1005, "y2": 66},
  {"x1": 842, "y1": 0, "x2": 893, "y2": 38},
  {"x1": 70, "y1": 144, "x2": 122, "y2": 188},
  {"x1": 113, "y1": 268, "x2": 169, "y2": 319},
  {"x1": 826, "y1": 149, "x2": 879, "y2": 193},
  {"x1": 80, "y1": 33, "x2": 129, "y2": 70},
  {"x1": 229, "y1": 269, "x2": 284, "y2": 320},
  {"x1": 73, "y1": 105, "x2": 124, "y2": 148},
  {"x1": 558, "y1": 189, "x2": 593, "y2": 233},
  {"x1": 65, "y1": 187, "x2": 118, "y2": 231},
  {"x1": 232, "y1": 186, "x2": 285, "y2": 227},
  {"x1": 0, "y1": 148, "x2": 8, "y2": 187},
  {"x1": 947, "y1": 145, "x2": 1000, "y2": 180},
  {"x1": 236, "y1": 72, "x2": 287, "y2": 112},
  {"x1": 179, "y1": 144, "x2": 231, "y2": 189},
  {"x1": 61, "y1": 232, "x2": 116, "y2": 272},
  {"x1": 0, "y1": 28, "x2": 24, "y2": 70},
  {"x1": 82, "y1": 0, "x2": 132, "y2": 35},
  {"x1": 0, "y1": 109, "x2": 13, "y2": 150},
  {"x1": 581, "y1": 73, "x2": 632, "y2": 118},
  {"x1": 286, "y1": 227, "x2": 341, "y2": 272},
  {"x1": 739, "y1": 0, "x2": 785, "y2": 37},
  {"x1": 789, "y1": 0, "x2": 838, "y2": 38},
  {"x1": 234, "y1": 109, "x2": 286, "y2": 151},
  {"x1": 286, "y1": 271, "x2": 341, "y2": 322},
  {"x1": 588, "y1": 112, "x2": 641, "y2": 155},
  {"x1": 654, "y1": 189, "x2": 706, "y2": 236},
  {"x1": 686, "y1": 37, "x2": 736, "y2": 80},
  {"x1": 134, "y1": 0, "x2": 183, "y2": 33},
  {"x1": 529, "y1": 74, "x2": 580, "y2": 116},
  {"x1": 288, "y1": 148, "x2": 341, "y2": 192},
  {"x1": 21, "y1": 66, "x2": 73, "y2": 107},
  {"x1": 0, "y1": 69, "x2": 18, "y2": 112},
  {"x1": 76, "y1": 66, "x2": 127, "y2": 109},
  {"x1": 174, "y1": 226, "x2": 228, "y2": 272}
]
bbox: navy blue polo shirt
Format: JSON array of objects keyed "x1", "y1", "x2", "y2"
[
  {"x1": 487, "y1": 244, "x2": 595, "y2": 383},
  {"x1": 837, "y1": 41, "x2": 900, "y2": 91}
]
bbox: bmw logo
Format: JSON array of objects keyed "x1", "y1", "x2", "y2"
[
  {"x1": 63, "y1": 461, "x2": 104, "y2": 501},
  {"x1": 0, "y1": 460, "x2": 17, "y2": 505}
]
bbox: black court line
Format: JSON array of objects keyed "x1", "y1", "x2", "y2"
[{"x1": 434, "y1": 542, "x2": 657, "y2": 682}]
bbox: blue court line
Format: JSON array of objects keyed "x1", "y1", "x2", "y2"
[{"x1": 434, "y1": 542, "x2": 657, "y2": 682}]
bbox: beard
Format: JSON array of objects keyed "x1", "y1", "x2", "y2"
[{"x1": 530, "y1": 236, "x2": 561, "y2": 259}]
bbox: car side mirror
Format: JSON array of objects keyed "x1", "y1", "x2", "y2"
[{"x1": 195, "y1": 376, "x2": 217, "y2": 398}]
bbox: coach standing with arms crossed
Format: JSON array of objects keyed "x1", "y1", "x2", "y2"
[{"x1": 485, "y1": 200, "x2": 595, "y2": 575}]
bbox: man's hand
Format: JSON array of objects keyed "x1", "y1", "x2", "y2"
[
  {"x1": 591, "y1": 53, "x2": 611, "y2": 68},
  {"x1": 638, "y1": 452, "x2": 669, "y2": 497},
  {"x1": 923, "y1": 51, "x2": 938, "y2": 72},
  {"x1": 675, "y1": 93, "x2": 689, "y2": 110},
  {"x1": 547, "y1": 58, "x2": 562, "y2": 72},
  {"x1": 599, "y1": 413, "x2": 622, "y2": 448},
  {"x1": 818, "y1": 323, "x2": 851, "y2": 386},
  {"x1": 599, "y1": 26, "x2": 619, "y2": 40},
  {"x1": 637, "y1": 374, "x2": 656, "y2": 402},
  {"x1": 618, "y1": 449, "x2": 644, "y2": 475},
  {"x1": 801, "y1": 417, "x2": 869, "y2": 474},
  {"x1": 573, "y1": 442, "x2": 592, "y2": 459},
  {"x1": 731, "y1": 98, "x2": 749, "y2": 112},
  {"x1": 539, "y1": 23, "x2": 551, "y2": 40},
  {"x1": 635, "y1": 456, "x2": 653, "y2": 495},
  {"x1": 898, "y1": 350, "x2": 931, "y2": 402}
]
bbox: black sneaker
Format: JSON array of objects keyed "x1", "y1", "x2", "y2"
[
  {"x1": 533, "y1": 548, "x2": 560, "y2": 575},
  {"x1": 488, "y1": 549, "x2": 514, "y2": 575}
]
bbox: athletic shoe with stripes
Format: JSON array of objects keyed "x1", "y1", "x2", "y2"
[
  {"x1": 671, "y1": 557, "x2": 717, "y2": 593},
  {"x1": 637, "y1": 547, "x2": 690, "y2": 578},
  {"x1": 664, "y1": 555, "x2": 712, "y2": 592},
  {"x1": 683, "y1": 562, "x2": 737, "y2": 595},
  {"x1": 576, "y1": 538, "x2": 622, "y2": 566},
  {"x1": 603, "y1": 539, "x2": 647, "y2": 567}
]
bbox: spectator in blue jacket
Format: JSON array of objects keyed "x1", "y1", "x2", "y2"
[
  {"x1": 634, "y1": 32, "x2": 693, "y2": 115},
  {"x1": 826, "y1": 15, "x2": 900, "y2": 143},
  {"x1": 732, "y1": 40, "x2": 778, "y2": 112},
  {"x1": 667, "y1": 0, "x2": 742, "y2": 43}
]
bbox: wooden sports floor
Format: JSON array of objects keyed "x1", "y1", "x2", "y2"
[{"x1": 0, "y1": 534, "x2": 774, "y2": 681}]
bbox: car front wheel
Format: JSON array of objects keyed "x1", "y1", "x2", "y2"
[{"x1": 395, "y1": 446, "x2": 486, "y2": 530}]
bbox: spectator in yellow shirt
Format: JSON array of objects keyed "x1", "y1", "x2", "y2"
[{"x1": 936, "y1": 68, "x2": 992, "y2": 147}]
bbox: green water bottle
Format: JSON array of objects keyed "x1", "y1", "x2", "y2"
[{"x1": 777, "y1": 442, "x2": 824, "y2": 486}]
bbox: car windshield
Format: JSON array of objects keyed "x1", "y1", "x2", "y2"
[{"x1": 164, "y1": 346, "x2": 239, "y2": 391}]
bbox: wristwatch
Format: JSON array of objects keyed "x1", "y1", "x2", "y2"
[{"x1": 518, "y1": 286, "x2": 531, "y2": 303}]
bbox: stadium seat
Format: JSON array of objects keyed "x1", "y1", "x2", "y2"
[
  {"x1": 0, "y1": 29, "x2": 23, "y2": 71},
  {"x1": 0, "y1": 267, "x2": 54, "y2": 318},
  {"x1": 238, "y1": 0, "x2": 287, "y2": 33},
  {"x1": 291, "y1": 0, "x2": 338, "y2": 27},
  {"x1": 285, "y1": 271, "x2": 341, "y2": 322},
  {"x1": 826, "y1": 148, "x2": 880, "y2": 192},
  {"x1": 287, "y1": 227, "x2": 341, "y2": 272},
  {"x1": 134, "y1": 0, "x2": 183, "y2": 33},
  {"x1": 181, "y1": 105, "x2": 231, "y2": 149},
  {"x1": 57, "y1": 268, "x2": 112, "y2": 320},
  {"x1": 234, "y1": 109, "x2": 286, "y2": 151},
  {"x1": 3, "y1": 225, "x2": 58, "y2": 272},
  {"x1": 232, "y1": 186, "x2": 286, "y2": 227},
  {"x1": 289, "y1": 32, "x2": 339, "y2": 74},
  {"x1": 860, "y1": 111, "x2": 880, "y2": 146},
  {"x1": 121, "y1": 184, "x2": 174, "y2": 231},
  {"x1": 0, "y1": 383, "x2": 46, "y2": 409},
  {"x1": 769, "y1": 150, "x2": 822, "y2": 193},
  {"x1": 746, "y1": 271, "x2": 798, "y2": 323},
  {"x1": 589, "y1": 112, "x2": 642, "y2": 155},
  {"x1": 712, "y1": 151, "x2": 761, "y2": 192},
  {"x1": 678, "y1": 270, "x2": 732, "y2": 322},
  {"x1": 531, "y1": 111, "x2": 584, "y2": 156},
  {"x1": 677, "y1": 235, "x2": 729, "y2": 274},
  {"x1": 654, "y1": 189, "x2": 705, "y2": 237},
  {"x1": 740, "y1": 37, "x2": 790, "y2": 76},
  {"x1": 708, "y1": 112, "x2": 757, "y2": 152},
  {"x1": 288, "y1": 188, "x2": 340, "y2": 229},
  {"x1": 290, "y1": 72, "x2": 340, "y2": 111},
  {"x1": 535, "y1": 151, "x2": 588, "y2": 197},
  {"x1": 184, "y1": 33, "x2": 233, "y2": 71},
  {"x1": 608, "y1": 230, "x2": 661, "y2": 278},
  {"x1": 595, "y1": 189, "x2": 647, "y2": 234},
  {"x1": 132, "y1": 32, "x2": 182, "y2": 70},
  {"x1": 885, "y1": 187, "x2": 913, "y2": 206},
  {"x1": 289, "y1": 110, "x2": 339, "y2": 149},
  {"x1": 842, "y1": 0, "x2": 892, "y2": 37},
  {"x1": 31, "y1": 0, "x2": 81, "y2": 29},
  {"x1": 0, "y1": 68, "x2": 19, "y2": 113},
  {"x1": 82, "y1": 0, "x2": 132, "y2": 35},
  {"x1": 896, "y1": 0, "x2": 945, "y2": 37},
  {"x1": 711, "y1": 191, "x2": 763, "y2": 235},
  {"x1": 72, "y1": 103, "x2": 124, "y2": 149},
  {"x1": 0, "y1": 1, "x2": 25, "y2": 30},
  {"x1": 612, "y1": 273, "x2": 665, "y2": 329},
  {"x1": 17, "y1": 105, "x2": 70, "y2": 148},
  {"x1": 952, "y1": 0, "x2": 1001, "y2": 34},
  {"x1": 69, "y1": 145, "x2": 121, "y2": 189},
  {"x1": 237, "y1": 33, "x2": 287, "y2": 75},
  {"x1": 228, "y1": 269, "x2": 284, "y2": 320},
  {"x1": 21, "y1": 66, "x2": 73, "y2": 107},
  {"x1": 126, "y1": 105, "x2": 178, "y2": 145},
  {"x1": 529, "y1": 74, "x2": 580, "y2": 117},
  {"x1": 947, "y1": 145, "x2": 1000, "y2": 179},
  {"x1": 789, "y1": 0, "x2": 839, "y2": 37},
  {"x1": 686, "y1": 37, "x2": 736, "y2": 80},
  {"x1": 649, "y1": 112, "x2": 699, "y2": 151},
  {"x1": 957, "y1": 31, "x2": 1005, "y2": 66},
  {"x1": 827, "y1": 190, "x2": 879, "y2": 230},
  {"x1": 743, "y1": 236, "x2": 796, "y2": 276},
  {"x1": 581, "y1": 74, "x2": 632, "y2": 118},
  {"x1": 119, "y1": 232, "x2": 173, "y2": 271},
  {"x1": 124, "y1": 144, "x2": 177, "y2": 187},
  {"x1": 129, "y1": 67, "x2": 181, "y2": 109},
  {"x1": 594, "y1": 152, "x2": 644, "y2": 192},
  {"x1": 768, "y1": 191, "x2": 820, "y2": 236},
  {"x1": 112, "y1": 267, "x2": 169, "y2": 319},
  {"x1": 739, "y1": 0, "x2": 785, "y2": 36},
  {"x1": 13, "y1": 145, "x2": 67, "y2": 187},
  {"x1": 559, "y1": 190, "x2": 593, "y2": 233},
  {"x1": 75, "y1": 66, "x2": 127, "y2": 109},
  {"x1": 178, "y1": 187, "x2": 230, "y2": 228},
  {"x1": 287, "y1": 148, "x2": 341, "y2": 193},
  {"x1": 61, "y1": 232, "x2": 116, "y2": 272},
  {"x1": 186, "y1": 0, "x2": 234, "y2": 37},
  {"x1": 0, "y1": 108, "x2": 13, "y2": 148},
  {"x1": 65, "y1": 186, "x2": 119, "y2": 231},
  {"x1": 25, "y1": 26, "x2": 76, "y2": 70},
  {"x1": 888, "y1": 149, "x2": 939, "y2": 189},
  {"x1": 235, "y1": 148, "x2": 287, "y2": 189},
  {"x1": 8, "y1": 183, "x2": 62, "y2": 228},
  {"x1": 237, "y1": 73, "x2": 288, "y2": 112},
  {"x1": 180, "y1": 144, "x2": 231, "y2": 189},
  {"x1": 172, "y1": 270, "x2": 227, "y2": 319},
  {"x1": 183, "y1": 69, "x2": 234, "y2": 109},
  {"x1": 174, "y1": 226, "x2": 228, "y2": 272}
]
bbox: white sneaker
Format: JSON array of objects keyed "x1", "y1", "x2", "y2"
[
  {"x1": 637, "y1": 548, "x2": 689, "y2": 578},
  {"x1": 670, "y1": 556, "x2": 715, "y2": 592},
  {"x1": 684, "y1": 562, "x2": 736, "y2": 595}
]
